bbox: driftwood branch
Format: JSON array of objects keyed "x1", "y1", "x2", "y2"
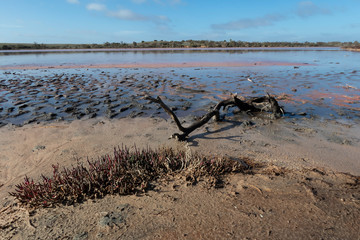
[{"x1": 144, "y1": 94, "x2": 284, "y2": 141}]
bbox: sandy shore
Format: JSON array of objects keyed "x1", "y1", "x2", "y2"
[
  {"x1": 1, "y1": 117, "x2": 359, "y2": 239},
  {"x1": 343, "y1": 48, "x2": 360, "y2": 52},
  {"x1": 1, "y1": 117, "x2": 359, "y2": 194},
  {"x1": 0, "y1": 61, "x2": 312, "y2": 70}
]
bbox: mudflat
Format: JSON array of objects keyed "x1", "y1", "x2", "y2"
[{"x1": 1, "y1": 65, "x2": 359, "y2": 128}]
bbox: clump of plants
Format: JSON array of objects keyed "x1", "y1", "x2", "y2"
[{"x1": 10, "y1": 146, "x2": 248, "y2": 208}]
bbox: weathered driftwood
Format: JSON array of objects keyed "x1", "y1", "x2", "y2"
[{"x1": 144, "y1": 94, "x2": 284, "y2": 141}]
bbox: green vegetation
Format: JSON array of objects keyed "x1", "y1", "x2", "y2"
[
  {"x1": 342, "y1": 41, "x2": 360, "y2": 50},
  {"x1": 1, "y1": 40, "x2": 359, "y2": 50}
]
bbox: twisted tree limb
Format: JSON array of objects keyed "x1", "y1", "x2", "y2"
[{"x1": 144, "y1": 94, "x2": 284, "y2": 141}]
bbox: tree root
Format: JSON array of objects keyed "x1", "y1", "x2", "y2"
[{"x1": 144, "y1": 93, "x2": 284, "y2": 141}]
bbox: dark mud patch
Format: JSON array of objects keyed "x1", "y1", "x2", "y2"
[{"x1": 1, "y1": 66, "x2": 360, "y2": 128}]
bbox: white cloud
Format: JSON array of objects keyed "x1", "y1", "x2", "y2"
[
  {"x1": 211, "y1": 14, "x2": 286, "y2": 30},
  {"x1": 86, "y1": 3, "x2": 107, "y2": 11},
  {"x1": 85, "y1": 3, "x2": 170, "y2": 25},
  {"x1": 158, "y1": 15, "x2": 169, "y2": 21},
  {"x1": 67, "y1": 0, "x2": 80, "y2": 4},
  {"x1": 131, "y1": 0, "x2": 182, "y2": 5},
  {"x1": 296, "y1": 1, "x2": 331, "y2": 18},
  {"x1": 210, "y1": 2, "x2": 333, "y2": 34},
  {"x1": 170, "y1": 0, "x2": 182, "y2": 4},
  {"x1": 115, "y1": 30, "x2": 144, "y2": 36},
  {"x1": 108, "y1": 9, "x2": 147, "y2": 21},
  {"x1": 108, "y1": 9, "x2": 170, "y2": 23},
  {"x1": 0, "y1": 24, "x2": 23, "y2": 29},
  {"x1": 349, "y1": 23, "x2": 360, "y2": 28},
  {"x1": 153, "y1": 0, "x2": 182, "y2": 5},
  {"x1": 132, "y1": 0, "x2": 147, "y2": 4}
]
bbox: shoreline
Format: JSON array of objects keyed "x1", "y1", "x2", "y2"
[
  {"x1": 0, "y1": 46, "x2": 340, "y2": 53},
  {"x1": 0, "y1": 61, "x2": 313, "y2": 70},
  {"x1": 343, "y1": 48, "x2": 360, "y2": 52}
]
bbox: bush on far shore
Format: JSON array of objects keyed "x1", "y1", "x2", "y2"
[{"x1": 1, "y1": 40, "x2": 358, "y2": 51}]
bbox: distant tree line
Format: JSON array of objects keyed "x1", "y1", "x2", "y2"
[{"x1": 1, "y1": 40, "x2": 359, "y2": 50}]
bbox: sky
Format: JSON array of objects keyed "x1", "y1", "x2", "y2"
[{"x1": 1, "y1": 0, "x2": 360, "y2": 44}]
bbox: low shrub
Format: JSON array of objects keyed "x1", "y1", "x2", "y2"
[{"x1": 10, "y1": 146, "x2": 247, "y2": 208}]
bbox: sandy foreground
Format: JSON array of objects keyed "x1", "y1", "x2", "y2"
[{"x1": 0, "y1": 116, "x2": 359, "y2": 239}]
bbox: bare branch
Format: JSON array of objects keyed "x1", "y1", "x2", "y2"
[{"x1": 145, "y1": 94, "x2": 284, "y2": 141}]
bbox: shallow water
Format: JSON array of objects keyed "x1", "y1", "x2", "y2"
[
  {"x1": 0, "y1": 47, "x2": 345, "y2": 67},
  {"x1": 0, "y1": 48, "x2": 359, "y2": 126}
]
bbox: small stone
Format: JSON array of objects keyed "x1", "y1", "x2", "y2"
[
  {"x1": 14, "y1": 100, "x2": 26, "y2": 106},
  {"x1": 242, "y1": 120, "x2": 254, "y2": 127},
  {"x1": 64, "y1": 107, "x2": 75, "y2": 113},
  {"x1": 106, "y1": 109, "x2": 114, "y2": 114},
  {"x1": 14, "y1": 110, "x2": 30, "y2": 117},
  {"x1": 231, "y1": 191, "x2": 239, "y2": 196},
  {"x1": 99, "y1": 211, "x2": 125, "y2": 227},
  {"x1": 73, "y1": 232, "x2": 88, "y2": 240},
  {"x1": 24, "y1": 118, "x2": 38, "y2": 124},
  {"x1": 75, "y1": 112, "x2": 85, "y2": 119},
  {"x1": 18, "y1": 104, "x2": 28, "y2": 109},
  {"x1": 116, "y1": 203, "x2": 130, "y2": 211},
  {"x1": 88, "y1": 113, "x2": 97, "y2": 119},
  {"x1": 129, "y1": 111, "x2": 144, "y2": 118},
  {"x1": 120, "y1": 104, "x2": 133, "y2": 112},
  {"x1": 108, "y1": 113, "x2": 118, "y2": 119},
  {"x1": 7, "y1": 107, "x2": 15, "y2": 113},
  {"x1": 34, "y1": 106, "x2": 44, "y2": 111},
  {"x1": 33, "y1": 145, "x2": 46, "y2": 151},
  {"x1": 46, "y1": 112, "x2": 57, "y2": 120}
]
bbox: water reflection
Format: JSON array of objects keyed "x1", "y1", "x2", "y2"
[{"x1": 0, "y1": 47, "x2": 341, "y2": 68}]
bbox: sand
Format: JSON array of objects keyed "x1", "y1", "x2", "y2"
[{"x1": 1, "y1": 116, "x2": 359, "y2": 239}]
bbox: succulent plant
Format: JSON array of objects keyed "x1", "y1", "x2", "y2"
[{"x1": 10, "y1": 146, "x2": 248, "y2": 208}]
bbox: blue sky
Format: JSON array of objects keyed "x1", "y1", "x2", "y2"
[{"x1": 1, "y1": 0, "x2": 359, "y2": 43}]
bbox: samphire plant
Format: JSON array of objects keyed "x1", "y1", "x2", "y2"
[{"x1": 10, "y1": 146, "x2": 248, "y2": 208}]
